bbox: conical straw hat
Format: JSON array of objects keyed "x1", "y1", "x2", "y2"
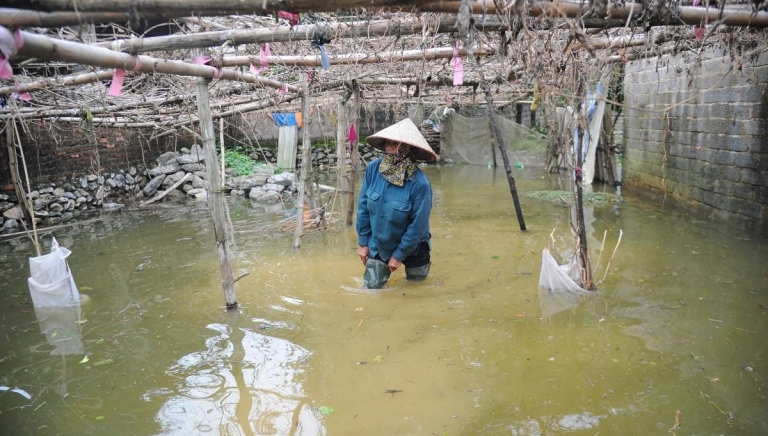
[{"x1": 365, "y1": 118, "x2": 438, "y2": 162}]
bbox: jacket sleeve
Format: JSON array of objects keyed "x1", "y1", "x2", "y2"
[
  {"x1": 356, "y1": 164, "x2": 372, "y2": 247},
  {"x1": 392, "y1": 180, "x2": 432, "y2": 261}
]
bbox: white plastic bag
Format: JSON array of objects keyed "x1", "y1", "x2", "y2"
[
  {"x1": 538, "y1": 248, "x2": 588, "y2": 319},
  {"x1": 28, "y1": 238, "x2": 81, "y2": 308}
]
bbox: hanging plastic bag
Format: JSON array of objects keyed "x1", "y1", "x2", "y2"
[{"x1": 28, "y1": 238, "x2": 81, "y2": 308}]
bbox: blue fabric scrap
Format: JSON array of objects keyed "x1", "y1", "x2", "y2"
[{"x1": 271, "y1": 113, "x2": 297, "y2": 127}]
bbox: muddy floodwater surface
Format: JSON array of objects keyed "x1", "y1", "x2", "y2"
[{"x1": 0, "y1": 164, "x2": 766, "y2": 436}]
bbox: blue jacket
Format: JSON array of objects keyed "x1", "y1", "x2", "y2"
[{"x1": 356, "y1": 158, "x2": 432, "y2": 262}]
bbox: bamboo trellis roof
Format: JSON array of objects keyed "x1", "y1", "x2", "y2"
[{"x1": 1, "y1": 0, "x2": 767, "y2": 144}]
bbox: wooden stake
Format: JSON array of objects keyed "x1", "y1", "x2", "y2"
[
  {"x1": 294, "y1": 74, "x2": 312, "y2": 249},
  {"x1": 195, "y1": 77, "x2": 237, "y2": 308},
  {"x1": 482, "y1": 83, "x2": 526, "y2": 232},
  {"x1": 345, "y1": 82, "x2": 361, "y2": 227},
  {"x1": 574, "y1": 122, "x2": 593, "y2": 289}
]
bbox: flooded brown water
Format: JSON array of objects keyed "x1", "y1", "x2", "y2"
[{"x1": 0, "y1": 164, "x2": 766, "y2": 436}]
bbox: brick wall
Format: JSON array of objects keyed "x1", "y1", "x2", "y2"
[
  {"x1": 0, "y1": 122, "x2": 197, "y2": 188},
  {"x1": 623, "y1": 46, "x2": 768, "y2": 234}
]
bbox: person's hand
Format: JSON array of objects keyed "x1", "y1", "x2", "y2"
[
  {"x1": 388, "y1": 257, "x2": 402, "y2": 272},
  {"x1": 357, "y1": 246, "x2": 369, "y2": 265}
]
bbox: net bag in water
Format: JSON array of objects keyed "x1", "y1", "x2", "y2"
[
  {"x1": 27, "y1": 238, "x2": 81, "y2": 308},
  {"x1": 538, "y1": 248, "x2": 588, "y2": 319}
]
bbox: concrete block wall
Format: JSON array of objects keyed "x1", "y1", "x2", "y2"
[{"x1": 623, "y1": 46, "x2": 768, "y2": 234}]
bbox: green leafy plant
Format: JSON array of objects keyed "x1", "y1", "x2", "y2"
[{"x1": 222, "y1": 149, "x2": 255, "y2": 176}]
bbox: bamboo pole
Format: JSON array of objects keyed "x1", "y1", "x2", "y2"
[
  {"x1": 1, "y1": 84, "x2": 242, "y2": 118},
  {"x1": 8, "y1": 1, "x2": 768, "y2": 27},
  {"x1": 0, "y1": 70, "x2": 115, "y2": 97},
  {"x1": 95, "y1": 17, "x2": 506, "y2": 53},
  {"x1": 294, "y1": 74, "x2": 312, "y2": 249},
  {"x1": 17, "y1": 0, "x2": 424, "y2": 15},
  {"x1": 195, "y1": 77, "x2": 237, "y2": 308},
  {"x1": 574, "y1": 123, "x2": 593, "y2": 289},
  {"x1": 17, "y1": 32, "x2": 299, "y2": 92},
  {"x1": 423, "y1": 1, "x2": 768, "y2": 28},
  {"x1": 220, "y1": 46, "x2": 495, "y2": 68},
  {"x1": 0, "y1": 8, "x2": 136, "y2": 27},
  {"x1": 336, "y1": 95, "x2": 350, "y2": 226},
  {"x1": 345, "y1": 82, "x2": 361, "y2": 227},
  {"x1": 482, "y1": 83, "x2": 526, "y2": 232},
  {"x1": 3, "y1": 44, "x2": 489, "y2": 99}
]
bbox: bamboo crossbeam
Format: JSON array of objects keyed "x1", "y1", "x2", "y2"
[
  {"x1": 0, "y1": 70, "x2": 115, "y2": 97},
  {"x1": 221, "y1": 46, "x2": 494, "y2": 68},
  {"x1": 16, "y1": 32, "x2": 299, "y2": 92},
  {"x1": 95, "y1": 17, "x2": 506, "y2": 54},
  {"x1": 0, "y1": 8, "x2": 136, "y2": 27},
  {"x1": 525, "y1": 2, "x2": 768, "y2": 28},
  {"x1": 9, "y1": 0, "x2": 424, "y2": 15},
  {"x1": 357, "y1": 76, "x2": 505, "y2": 87},
  {"x1": 8, "y1": 1, "x2": 768, "y2": 28}
]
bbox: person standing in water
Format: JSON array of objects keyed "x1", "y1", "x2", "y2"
[{"x1": 355, "y1": 118, "x2": 438, "y2": 289}]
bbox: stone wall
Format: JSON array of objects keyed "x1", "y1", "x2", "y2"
[
  {"x1": 623, "y1": 46, "x2": 768, "y2": 234},
  {"x1": 0, "y1": 122, "x2": 197, "y2": 188}
]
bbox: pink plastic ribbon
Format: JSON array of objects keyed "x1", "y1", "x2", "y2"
[
  {"x1": 693, "y1": 26, "x2": 705, "y2": 41},
  {"x1": 192, "y1": 55, "x2": 223, "y2": 78},
  {"x1": 250, "y1": 43, "x2": 271, "y2": 75},
  {"x1": 108, "y1": 56, "x2": 143, "y2": 97},
  {"x1": 0, "y1": 27, "x2": 24, "y2": 79},
  {"x1": 451, "y1": 43, "x2": 464, "y2": 86},
  {"x1": 11, "y1": 92, "x2": 31, "y2": 101},
  {"x1": 108, "y1": 69, "x2": 125, "y2": 96},
  {"x1": 347, "y1": 124, "x2": 357, "y2": 145},
  {"x1": 278, "y1": 11, "x2": 299, "y2": 26}
]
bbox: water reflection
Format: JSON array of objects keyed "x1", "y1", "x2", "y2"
[
  {"x1": 155, "y1": 322, "x2": 325, "y2": 436},
  {"x1": 34, "y1": 306, "x2": 85, "y2": 356}
]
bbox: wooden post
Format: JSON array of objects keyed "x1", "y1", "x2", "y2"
[
  {"x1": 335, "y1": 95, "x2": 350, "y2": 225},
  {"x1": 482, "y1": 83, "x2": 526, "y2": 231},
  {"x1": 195, "y1": 77, "x2": 237, "y2": 308},
  {"x1": 345, "y1": 82, "x2": 361, "y2": 227},
  {"x1": 294, "y1": 74, "x2": 312, "y2": 249},
  {"x1": 575, "y1": 123, "x2": 594, "y2": 289}
]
